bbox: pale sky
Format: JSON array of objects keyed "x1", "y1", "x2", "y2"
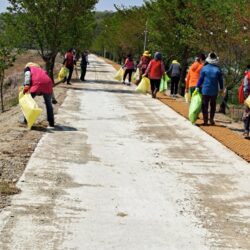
[
  {"x1": 95, "y1": 0, "x2": 144, "y2": 11},
  {"x1": 0, "y1": 0, "x2": 144, "y2": 12},
  {"x1": 0, "y1": 1, "x2": 9, "y2": 12}
]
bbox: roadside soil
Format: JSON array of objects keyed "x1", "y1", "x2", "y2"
[{"x1": 0, "y1": 51, "x2": 68, "y2": 211}]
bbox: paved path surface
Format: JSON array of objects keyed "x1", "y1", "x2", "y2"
[{"x1": 0, "y1": 55, "x2": 250, "y2": 250}]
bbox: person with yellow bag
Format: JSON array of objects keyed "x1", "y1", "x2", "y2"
[
  {"x1": 144, "y1": 52, "x2": 165, "y2": 98},
  {"x1": 136, "y1": 51, "x2": 151, "y2": 84},
  {"x1": 20, "y1": 62, "x2": 54, "y2": 128}
]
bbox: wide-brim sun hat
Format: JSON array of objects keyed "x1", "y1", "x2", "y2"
[
  {"x1": 143, "y1": 51, "x2": 151, "y2": 57},
  {"x1": 206, "y1": 52, "x2": 219, "y2": 65},
  {"x1": 25, "y1": 62, "x2": 41, "y2": 68}
]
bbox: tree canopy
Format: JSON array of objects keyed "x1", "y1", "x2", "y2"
[
  {"x1": 92, "y1": 0, "x2": 250, "y2": 88},
  {"x1": 7, "y1": 0, "x2": 97, "y2": 79}
]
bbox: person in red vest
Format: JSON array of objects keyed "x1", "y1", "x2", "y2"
[
  {"x1": 22, "y1": 62, "x2": 54, "y2": 127},
  {"x1": 242, "y1": 65, "x2": 250, "y2": 138},
  {"x1": 122, "y1": 54, "x2": 135, "y2": 86},
  {"x1": 63, "y1": 48, "x2": 75, "y2": 85},
  {"x1": 144, "y1": 52, "x2": 165, "y2": 98}
]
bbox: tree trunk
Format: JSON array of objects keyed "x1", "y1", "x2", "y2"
[
  {"x1": 219, "y1": 89, "x2": 229, "y2": 114},
  {"x1": 0, "y1": 71, "x2": 5, "y2": 113},
  {"x1": 179, "y1": 47, "x2": 189, "y2": 96},
  {"x1": 43, "y1": 53, "x2": 57, "y2": 83}
]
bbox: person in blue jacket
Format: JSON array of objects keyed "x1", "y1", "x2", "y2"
[{"x1": 196, "y1": 52, "x2": 224, "y2": 126}]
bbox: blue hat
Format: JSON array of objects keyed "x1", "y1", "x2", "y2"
[{"x1": 154, "y1": 52, "x2": 162, "y2": 60}]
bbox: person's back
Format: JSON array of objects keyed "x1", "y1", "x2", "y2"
[
  {"x1": 168, "y1": 60, "x2": 181, "y2": 77},
  {"x1": 200, "y1": 64, "x2": 222, "y2": 96},
  {"x1": 29, "y1": 66, "x2": 53, "y2": 95},
  {"x1": 148, "y1": 59, "x2": 164, "y2": 79},
  {"x1": 65, "y1": 51, "x2": 74, "y2": 68},
  {"x1": 125, "y1": 57, "x2": 134, "y2": 70},
  {"x1": 140, "y1": 55, "x2": 151, "y2": 70},
  {"x1": 186, "y1": 58, "x2": 204, "y2": 88}
]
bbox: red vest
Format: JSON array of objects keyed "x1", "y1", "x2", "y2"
[
  {"x1": 238, "y1": 71, "x2": 250, "y2": 104},
  {"x1": 125, "y1": 59, "x2": 134, "y2": 69},
  {"x1": 65, "y1": 52, "x2": 74, "y2": 67},
  {"x1": 29, "y1": 67, "x2": 53, "y2": 95},
  {"x1": 149, "y1": 60, "x2": 164, "y2": 79},
  {"x1": 140, "y1": 56, "x2": 151, "y2": 70}
]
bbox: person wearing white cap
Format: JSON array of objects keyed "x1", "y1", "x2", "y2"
[{"x1": 196, "y1": 52, "x2": 224, "y2": 126}]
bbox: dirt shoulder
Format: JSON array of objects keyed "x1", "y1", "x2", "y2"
[
  {"x1": 103, "y1": 57, "x2": 250, "y2": 163},
  {"x1": 0, "y1": 51, "x2": 68, "y2": 211}
]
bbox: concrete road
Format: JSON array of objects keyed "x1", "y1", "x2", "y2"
[{"x1": 0, "y1": 55, "x2": 250, "y2": 250}]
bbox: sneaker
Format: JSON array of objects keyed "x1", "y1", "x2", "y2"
[
  {"x1": 126, "y1": 82, "x2": 131, "y2": 86},
  {"x1": 67, "y1": 82, "x2": 72, "y2": 85},
  {"x1": 52, "y1": 99, "x2": 57, "y2": 104},
  {"x1": 122, "y1": 81, "x2": 125, "y2": 85},
  {"x1": 243, "y1": 131, "x2": 249, "y2": 137},
  {"x1": 202, "y1": 122, "x2": 209, "y2": 126},
  {"x1": 209, "y1": 120, "x2": 215, "y2": 125}
]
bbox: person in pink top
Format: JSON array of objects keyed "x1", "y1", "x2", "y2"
[
  {"x1": 122, "y1": 54, "x2": 135, "y2": 86},
  {"x1": 22, "y1": 62, "x2": 54, "y2": 127},
  {"x1": 144, "y1": 52, "x2": 165, "y2": 98}
]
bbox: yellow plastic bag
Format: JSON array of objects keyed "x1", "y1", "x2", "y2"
[
  {"x1": 244, "y1": 95, "x2": 250, "y2": 108},
  {"x1": 185, "y1": 92, "x2": 191, "y2": 103},
  {"x1": 19, "y1": 91, "x2": 42, "y2": 129},
  {"x1": 58, "y1": 66, "x2": 69, "y2": 81},
  {"x1": 114, "y1": 67, "x2": 124, "y2": 81},
  {"x1": 136, "y1": 77, "x2": 151, "y2": 94},
  {"x1": 132, "y1": 68, "x2": 140, "y2": 81}
]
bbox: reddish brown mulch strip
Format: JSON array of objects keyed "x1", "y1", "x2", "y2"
[
  {"x1": 158, "y1": 94, "x2": 250, "y2": 162},
  {"x1": 103, "y1": 57, "x2": 250, "y2": 163}
]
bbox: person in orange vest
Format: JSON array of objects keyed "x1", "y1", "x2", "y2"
[
  {"x1": 144, "y1": 52, "x2": 165, "y2": 98},
  {"x1": 63, "y1": 48, "x2": 75, "y2": 85},
  {"x1": 22, "y1": 62, "x2": 54, "y2": 127},
  {"x1": 122, "y1": 54, "x2": 135, "y2": 85},
  {"x1": 185, "y1": 53, "x2": 206, "y2": 97},
  {"x1": 242, "y1": 65, "x2": 250, "y2": 138}
]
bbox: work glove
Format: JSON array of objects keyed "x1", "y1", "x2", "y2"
[{"x1": 23, "y1": 85, "x2": 30, "y2": 94}]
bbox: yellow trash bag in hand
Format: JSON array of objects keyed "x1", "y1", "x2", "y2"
[
  {"x1": 19, "y1": 91, "x2": 42, "y2": 129},
  {"x1": 136, "y1": 77, "x2": 151, "y2": 94},
  {"x1": 114, "y1": 67, "x2": 124, "y2": 81},
  {"x1": 244, "y1": 95, "x2": 250, "y2": 108},
  {"x1": 58, "y1": 66, "x2": 69, "y2": 81}
]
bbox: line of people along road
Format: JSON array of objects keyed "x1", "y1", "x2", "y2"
[
  {"x1": 18, "y1": 48, "x2": 250, "y2": 139},
  {"x1": 117, "y1": 51, "x2": 250, "y2": 138}
]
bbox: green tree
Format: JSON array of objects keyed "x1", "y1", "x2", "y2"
[
  {"x1": 8, "y1": 0, "x2": 97, "y2": 81},
  {"x1": 0, "y1": 13, "x2": 19, "y2": 112}
]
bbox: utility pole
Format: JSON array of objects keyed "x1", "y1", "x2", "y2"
[{"x1": 143, "y1": 21, "x2": 148, "y2": 52}]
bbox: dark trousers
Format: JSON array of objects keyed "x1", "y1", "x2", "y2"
[
  {"x1": 170, "y1": 76, "x2": 180, "y2": 95},
  {"x1": 123, "y1": 69, "x2": 133, "y2": 82},
  {"x1": 202, "y1": 95, "x2": 217, "y2": 124},
  {"x1": 80, "y1": 65, "x2": 87, "y2": 81},
  {"x1": 32, "y1": 93, "x2": 54, "y2": 126},
  {"x1": 150, "y1": 79, "x2": 161, "y2": 98},
  {"x1": 66, "y1": 66, "x2": 74, "y2": 84},
  {"x1": 189, "y1": 87, "x2": 196, "y2": 97}
]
